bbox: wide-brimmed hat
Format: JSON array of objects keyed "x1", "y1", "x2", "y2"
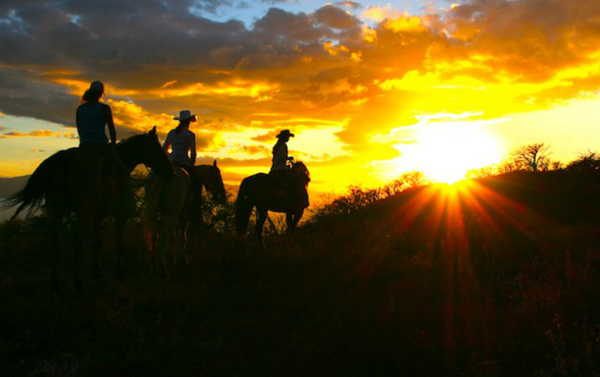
[
  {"x1": 276, "y1": 130, "x2": 295, "y2": 138},
  {"x1": 174, "y1": 110, "x2": 196, "y2": 122}
]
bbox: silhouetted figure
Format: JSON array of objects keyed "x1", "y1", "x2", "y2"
[
  {"x1": 76, "y1": 80, "x2": 136, "y2": 217},
  {"x1": 269, "y1": 130, "x2": 309, "y2": 208},
  {"x1": 162, "y1": 110, "x2": 202, "y2": 215},
  {"x1": 2, "y1": 127, "x2": 173, "y2": 291},
  {"x1": 236, "y1": 160, "x2": 311, "y2": 244},
  {"x1": 145, "y1": 160, "x2": 226, "y2": 275}
]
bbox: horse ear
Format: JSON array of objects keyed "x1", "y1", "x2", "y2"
[
  {"x1": 213, "y1": 160, "x2": 217, "y2": 167},
  {"x1": 150, "y1": 126, "x2": 156, "y2": 135}
]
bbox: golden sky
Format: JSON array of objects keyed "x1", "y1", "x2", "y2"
[{"x1": 1, "y1": 0, "x2": 600, "y2": 192}]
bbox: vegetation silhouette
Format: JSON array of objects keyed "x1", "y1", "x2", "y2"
[
  {"x1": 3, "y1": 143, "x2": 600, "y2": 375},
  {"x1": 145, "y1": 160, "x2": 226, "y2": 276},
  {"x1": 236, "y1": 160, "x2": 311, "y2": 244},
  {"x1": 0, "y1": 127, "x2": 173, "y2": 291}
]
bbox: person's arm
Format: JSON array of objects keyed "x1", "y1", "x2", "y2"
[
  {"x1": 76, "y1": 106, "x2": 82, "y2": 137},
  {"x1": 103, "y1": 104, "x2": 117, "y2": 146},
  {"x1": 281, "y1": 143, "x2": 290, "y2": 162},
  {"x1": 163, "y1": 131, "x2": 172, "y2": 157},
  {"x1": 190, "y1": 133, "x2": 197, "y2": 165}
]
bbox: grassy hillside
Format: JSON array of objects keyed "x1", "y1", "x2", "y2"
[{"x1": 1, "y1": 171, "x2": 600, "y2": 376}]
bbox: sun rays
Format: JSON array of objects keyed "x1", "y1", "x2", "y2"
[{"x1": 401, "y1": 120, "x2": 503, "y2": 184}]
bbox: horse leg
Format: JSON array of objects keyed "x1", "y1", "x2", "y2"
[
  {"x1": 50, "y1": 214, "x2": 64, "y2": 293},
  {"x1": 178, "y1": 221, "x2": 189, "y2": 265},
  {"x1": 156, "y1": 214, "x2": 177, "y2": 277},
  {"x1": 286, "y1": 213, "x2": 294, "y2": 234},
  {"x1": 72, "y1": 220, "x2": 85, "y2": 290},
  {"x1": 92, "y1": 215, "x2": 103, "y2": 278},
  {"x1": 291, "y1": 209, "x2": 304, "y2": 234},
  {"x1": 115, "y1": 216, "x2": 126, "y2": 280},
  {"x1": 286, "y1": 209, "x2": 304, "y2": 245},
  {"x1": 255, "y1": 208, "x2": 268, "y2": 248},
  {"x1": 171, "y1": 227, "x2": 178, "y2": 265}
]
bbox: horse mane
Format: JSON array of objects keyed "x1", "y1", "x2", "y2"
[
  {"x1": 117, "y1": 132, "x2": 151, "y2": 145},
  {"x1": 291, "y1": 161, "x2": 311, "y2": 184}
]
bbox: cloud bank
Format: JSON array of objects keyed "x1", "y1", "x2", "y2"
[{"x1": 1, "y1": 0, "x2": 599, "y2": 187}]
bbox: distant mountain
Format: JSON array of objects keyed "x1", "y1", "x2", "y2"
[
  {"x1": 0, "y1": 176, "x2": 29, "y2": 198},
  {"x1": 0, "y1": 176, "x2": 29, "y2": 221}
]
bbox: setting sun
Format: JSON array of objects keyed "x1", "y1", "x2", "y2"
[{"x1": 399, "y1": 120, "x2": 502, "y2": 184}]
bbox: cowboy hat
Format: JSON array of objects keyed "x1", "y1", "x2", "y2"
[
  {"x1": 276, "y1": 129, "x2": 295, "y2": 138},
  {"x1": 174, "y1": 110, "x2": 196, "y2": 122}
]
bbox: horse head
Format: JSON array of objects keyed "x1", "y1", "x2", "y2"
[
  {"x1": 291, "y1": 161, "x2": 311, "y2": 187},
  {"x1": 203, "y1": 160, "x2": 227, "y2": 204},
  {"x1": 117, "y1": 126, "x2": 174, "y2": 178}
]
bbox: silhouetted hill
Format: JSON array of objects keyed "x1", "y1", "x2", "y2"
[
  {"x1": 0, "y1": 175, "x2": 29, "y2": 198},
  {"x1": 304, "y1": 170, "x2": 600, "y2": 269},
  {"x1": 3, "y1": 170, "x2": 600, "y2": 376}
]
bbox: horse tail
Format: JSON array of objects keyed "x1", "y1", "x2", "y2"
[
  {"x1": 1, "y1": 149, "x2": 71, "y2": 220},
  {"x1": 235, "y1": 178, "x2": 254, "y2": 235}
]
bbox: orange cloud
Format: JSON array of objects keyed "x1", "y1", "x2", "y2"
[{"x1": 0, "y1": 130, "x2": 63, "y2": 138}]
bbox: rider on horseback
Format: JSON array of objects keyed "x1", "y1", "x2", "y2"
[
  {"x1": 162, "y1": 110, "x2": 202, "y2": 214},
  {"x1": 76, "y1": 80, "x2": 137, "y2": 217},
  {"x1": 269, "y1": 130, "x2": 309, "y2": 208}
]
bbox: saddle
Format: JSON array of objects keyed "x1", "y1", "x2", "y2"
[
  {"x1": 77, "y1": 144, "x2": 122, "y2": 182},
  {"x1": 269, "y1": 169, "x2": 309, "y2": 208}
]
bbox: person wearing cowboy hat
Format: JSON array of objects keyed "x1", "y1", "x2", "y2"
[
  {"x1": 270, "y1": 129, "x2": 295, "y2": 173},
  {"x1": 269, "y1": 129, "x2": 309, "y2": 207},
  {"x1": 163, "y1": 110, "x2": 197, "y2": 168},
  {"x1": 163, "y1": 110, "x2": 202, "y2": 214},
  {"x1": 76, "y1": 80, "x2": 137, "y2": 217}
]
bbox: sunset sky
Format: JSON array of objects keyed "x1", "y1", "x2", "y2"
[{"x1": 1, "y1": 0, "x2": 600, "y2": 193}]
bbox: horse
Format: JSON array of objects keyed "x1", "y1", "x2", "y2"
[
  {"x1": 145, "y1": 161, "x2": 226, "y2": 275},
  {"x1": 235, "y1": 161, "x2": 310, "y2": 244},
  {"x1": 0, "y1": 127, "x2": 174, "y2": 291}
]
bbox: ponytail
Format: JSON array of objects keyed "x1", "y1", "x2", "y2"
[{"x1": 81, "y1": 89, "x2": 102, "y2": 104}]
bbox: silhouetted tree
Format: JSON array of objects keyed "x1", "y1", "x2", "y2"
[
  {"x1": 466, "y1": 166, "x2": 495, "y2": 179},
  {"x1": 497, "y1": 160, "x2": 523, "y2": 174},
  {"x1": 550, "y1": 161, "x2": 564, "y2": 171},
  {"x1": 511, "y1": 143, "x2": 551, "y2": 172},
  {"x1": 566, "y1": 150, "x2": 600, "y2": 172}
]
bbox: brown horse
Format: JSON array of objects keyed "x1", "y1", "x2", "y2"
[
  {"x1": 1, "y1": 127, "x2": 173, "y2": 291},
  {"x1": 235, "y1": 161, "x2": 310, "y2": 244},
  {"x1": 145, "y1": 161, "x2": 226, "y2": 275}
]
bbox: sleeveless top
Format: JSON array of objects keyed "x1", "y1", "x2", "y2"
[
  {"x1": 164, "y1": 128, "x2": 196, "y2": 166},
  {"x1": 77, "y1": 102, "x2": 108, "y2": 144}
]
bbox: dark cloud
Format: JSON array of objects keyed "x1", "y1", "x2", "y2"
[
  {"x1": 1, "y1": 0, "x2": 600, "y2": 165},
  {"x1": 0, "y1": 67, "x2": 77, "y2": 126},
  {"x1": 315, "y1": 5, "x2": 361, "y2": 30},
  {"x1": 440, "y1": 0, "x2": 600, "y2": 81},
  {"x1": 254, "y1": 8, "x2": 334, "y2": 44}
]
